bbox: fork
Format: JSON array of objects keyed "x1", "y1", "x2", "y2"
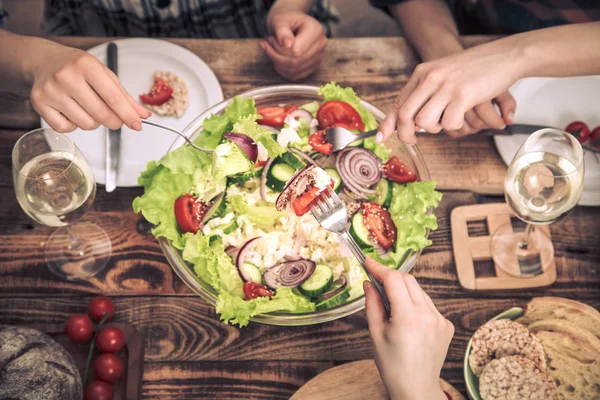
[
  {"x1": 310, "y1": 186, "x2": 391, "y2": 313},
  {"x1": 141, "y1": 119, "x2": 213, "y2": 153},
  {"x1": 325, "y1": 127, "x2": 379, "y2": 153}
]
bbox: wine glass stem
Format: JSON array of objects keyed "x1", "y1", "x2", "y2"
[
  {"x1": 67, "y1": 225, "x2": 85, "y2": 254},
  {"x1": 518, "y1": 224, "x2": 535, "y2": 250}
]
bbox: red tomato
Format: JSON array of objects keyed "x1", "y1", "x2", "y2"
[
  {"x1": 174, "y1": 194, "x2": 207, "y2": 234},
  {"x1": 88, "y1": 296, "x2": 115, "y2": 322},
  {"x1": 291, "y1": 179, "x2": 335, "y2": 217},
  {"x1": 84, "y1": 380, "x2": 114, "y2": 400},
  {"x1": 317, "y1": 100, "x2": 365, "y2": 131},
  {"x1": 243, "y1": 282, "x2": 274, "y2": 300},
  {"x1": 382, "y1": 156, "x2": 417, "y2": 183},
  {"x1": 589, "y1": 126, "x2": 600, "y2": 151},
  {"x1": 308, "y1": 130, "x2": 333, "y2": 155},
  {"x1": 362, "y1": 202, "x2": 397, "y2": 250},
  {"x1": 139, "y1": 77, "x2": 173, "y2": 106},
  {"x1": 65, "y1": 314, "x2": 94, "y2": 343},
  {"x1": 96, "y1": 327, "x2": 125, "y2": 353},
  {"x1": 565, "y1": 121, "x2": 591, "y2": 144},
  {"x1": 94, "y1": 353, "x2": 124, "y2": 383},
  {"x1": 257, "y1": 105, "x2": 298, "y2": 127}
]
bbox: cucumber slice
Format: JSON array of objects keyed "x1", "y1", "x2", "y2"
[
  {"x1": 323, "y1": 168, "x2": 342, "y2": 193},
  {"x1": 228, "y1": 168, "x2": 261, "y2": 185},
  {"x1": 349, "y1": 212, "x2": 373, "y2": 249},
  {"x1": 220, "y1": 218, "x2": 238, "y2": 234},
  {"x1": 266, "y1": 161, "x2": 297, "y2": 192},
  {"x1": 315, "y1": 289, "x2": 351, "y2": 311},
  {"x1": 205, "y1": 193, "x2": 227, "y2": 221},
  {"x1": 241, "y1": 262, "x2": 262, "y2": 284},
  {"x1": 281, "y1": 152, "x2": 306, "y2": 170},
  {"x1": 299, "y1": 264, "x2": 333, "y2": 297},
  {"x1": 349, "y1": 139, "x2": 364, "y2": 147},
  {"x1": 368, "y1": 179, "x2": 393, "y2": 208}
]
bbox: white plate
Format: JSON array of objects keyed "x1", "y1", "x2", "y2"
[
  {"x1": 41, "y1": 38, "x2": 223, "y2": 187},
  {"x1": 495, "y1": 76, "x2": 600, "y2": 206}
]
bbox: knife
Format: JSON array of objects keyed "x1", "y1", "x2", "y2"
[
  {"x1": 481, "y1": 123, "x2": 555, "y2": 136},
  {"x1": 105, "y1": 42, "x2": 119, "y2": 192}
]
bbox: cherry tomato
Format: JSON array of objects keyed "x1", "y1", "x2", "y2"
[
  {"x1": 96, "y1": 326, "x2": 125, "y2": 353},
  {"x1": 362, "y1": 202, "x2": 397, "y2": 251},
  {"x1": 65, "y1": 314, "x2": 94, "y2": 343},
  {"x1": 257, "y1": 105, "x2": 298, "y2": 127},
  {"x1": 382, "y1": 156, "x2": 417, "y2": 183},
  {"x1": 174, "y1": 194, "x2": 207, "y2": 234},
  {"x1": 565, "y1": 121, "x2": 591, "y2": 144},
  {"x1": 139, "y1": 77, "x2": 173, "y2": 106},
  {"x1": 88, "y1": 296, "x2": 115, "y2": 322},
  {"x1": 94, "y1": 353, "x2": 124, "y2": 383},
  {"x1": 308, "y1": 130, "x2": 333, "y2": 155},
  {"x1": 243, "y1": 282, "x2": 274, "y2": 300},
  {"x1": 84, "y1": 380, "x2": 114, "y2": 400},
  {"x1": 291, "y1": 179, "x2": 335, "y2": 217},
  {"x1": 317, "y1": 100, "x2": 365, "y2": 131},
  {"x1": 589, "y1": 126, "x2": 600, "y2": 151}
]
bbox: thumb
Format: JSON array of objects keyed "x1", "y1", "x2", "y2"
[
  {"x1": 364, "y1": 281, "x2": 386, "y2": 338},
  {"x1": 495, "y1": 91, "x2": 517, "y2": 125},
  {"x1": 271, "y1": 18, "x2": 295, "y2": 49}
]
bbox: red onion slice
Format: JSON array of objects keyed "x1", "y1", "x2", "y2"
[
  {"x1": 336, "y1": 148, "x2": 382, "y2": 199},
  {"x1": 235, "y1": 237, "x2": 262, "y2": 282},
  {"x1": 260, "y1": 158, "x2": 274, "y2": 201},
  {"x1": 201, "y1": 192, "x2": 225, "y2": 224},
  {"x1": 223, "y1": 132, "x2": 258, "y2": 163},
  {"x1": 263, "y1": 259, "x2": 316, "y2": 289},
  {"x1": 320, "y1": 276, "x2": 348, "y2": 300},
  {"x1": 225, "y1": 245, "x2": 238, "y2": 260},
  {"x1": 289, "y1": 147, "x2": 322, "y2": 168}
]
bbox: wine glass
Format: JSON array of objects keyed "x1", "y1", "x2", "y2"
[
  {"x1": 491, "y1": 128, "x2": 584, "y2": 277},
  {"x1": 12, "y1": 128, "x2": 111, "y2": 280}
]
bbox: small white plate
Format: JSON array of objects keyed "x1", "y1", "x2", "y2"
[
  {"x1": 495, "y1": 76, "x2": 600, "y2": 206},
  {"x1": 41, "y1": 38, "x2": 223, "y2": 187}
]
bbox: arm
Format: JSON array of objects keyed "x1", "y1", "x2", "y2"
[
  {"x1": 0, "y1": 29, "x2": 51, "y2": 91},
  {"x1": 379, "y1": 22, "x2": 600, "y2": 143}
]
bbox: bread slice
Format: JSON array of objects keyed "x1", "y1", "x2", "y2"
[
  {"x1": 527, "y1": 319, "x2": 600, "y2": 355},
  {"x1": 536, "y1": 331, "x2": 600, "y2": 400},
  {"x1": 517, "y1": 297, "x2": 600, "y2": 338}
]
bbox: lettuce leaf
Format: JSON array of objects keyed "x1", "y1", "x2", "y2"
[
  {"x1": 300, "y1": 101, "x2": 320, "y2": 116},
  {"x1": 318, "y1": 82, "x2": 378, "y2": 131},
  {"x1": 196, "y1": 97, "x2": 258, "y2": 149},
  {"x1": 233, "y1": 116, "x2": 285, "y2": 158},
  {"x1": 229, "y1": 195, "x2": 286, "y2": 231},
  {"x1": 216, "y1": 288, "x2": 315, "y2": 327},
  {"x1": 363, "y1": 137, "x2": 391, "y2": 163}
]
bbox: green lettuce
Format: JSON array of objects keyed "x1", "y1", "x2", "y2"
[
  {"x1": 300, "y1": 101, "x2": 320, "y2": 116},
  {"x1": 229, "y1": 195, "x2": 286, "y2": 231},
  {"x1": 318, "y1": 82, "x2": 378, "y2": 131},
  {"x1": 216, "y1": 288, "x2": 315, "y2": 327},
  {"x1": 196, "y1": 97, "x2": 258, "y2": 149},
  {"x1": 232, "y1": 116, "x2": 285, "y2": 158},
  {"x1": 363, "y1": 137, "x2": 391, "y2": 162}
]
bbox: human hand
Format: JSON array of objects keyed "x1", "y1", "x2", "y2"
[
  {"x1": 262, "y1": 11, "x2": 327, "y2": 81},
  {"x1": 28, "y1": 42, "x2": 151, "y2": 133},
  {"x1": 364, "y1": 258, "x2": 454, "y2": 400},
  {"x1": 378, "y1": 39, "x2": 523, "y2": 143}
]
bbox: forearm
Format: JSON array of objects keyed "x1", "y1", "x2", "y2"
[{"x1": 389, "y1": 0, "x2": 462, "y2": 61}]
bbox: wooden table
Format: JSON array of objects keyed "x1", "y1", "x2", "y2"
[{"x1": 0, "y1": 37, "x2": 598, "y2": 399}]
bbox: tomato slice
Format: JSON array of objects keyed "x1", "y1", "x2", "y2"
[
  {"x1": 243, "y1": 282, "x2": 274, "y2": 300},
  {"x1": 174, "y1": 194, "x2": 207, "y2": 234},
  {"x1": 362, "y1": 202, "x2": 397, "y2": 250},
  {"x1": 139, "y1": 77, "x2": 173, "y2": 106},
  {"x1": 382, "y1": 156, "x2": 417, "y2": 183},
  {"x1": 257, "y1": 106, "x2": 298, "y2": 127},
  {"x1": 589, "y1": 126, "x2": 600, "y2": 151},
  {"x1": 317, "y1": 100, "x2": 365, "y2": 131},
  {"x1": 291, "y1": 179, "x2": 335, "y2": 217},
  {"x1": 308, "y1": 130, "x2": 333, "y2": 155},
  {"x1": 565, "y1": 121, "x2": 591, "y2": 145}
]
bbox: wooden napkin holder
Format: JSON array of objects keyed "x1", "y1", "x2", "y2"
[{"x1": 451, "y1": 203, "x2": 556, "y2": 291}]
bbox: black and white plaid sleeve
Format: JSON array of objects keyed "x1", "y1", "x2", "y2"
[{"x1": 0, "y1": 0, "x2": 8, "y2": 28}]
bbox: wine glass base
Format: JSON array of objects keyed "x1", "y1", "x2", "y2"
[
  {"x1": 44, "y1": 222, "x2": 111, "y2": 281},
  {"x1": 491, "y1": 223, "x2": 554, "y2": 278}
]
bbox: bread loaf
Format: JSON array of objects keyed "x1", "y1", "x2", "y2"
[
  {"x1": 0, "y1": 326, "x2": 82, "y2": 400},
  {"x1": 527, "y1": 319, "x2": 600, "y2": 355}
]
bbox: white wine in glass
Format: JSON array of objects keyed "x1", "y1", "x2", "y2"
[
  {"x1": 492, "y1": 128, "x2": 584, "y2": 277},
  {"x1": 12, "y1": 128, "x2": 111, "y2": 280}
]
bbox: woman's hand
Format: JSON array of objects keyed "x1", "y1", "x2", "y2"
[
  {"x1": 262, "y1": 9, "x2": 327, "y2": 82},
  {"x1": 364, "y1": 258, "x2": 454, "y2": 400},
  {"x1": 28, "y1": 41, "x2": 150, "y2": 133},
  {"x1": 378, "y1": 39, "x2": 524, "y2": 144}
]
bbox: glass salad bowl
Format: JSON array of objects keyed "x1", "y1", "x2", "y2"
[{"x1": 159, "y1": 85, "x2": 431, "y2": 326}]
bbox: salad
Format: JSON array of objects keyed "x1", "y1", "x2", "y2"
[{"x1": 133, "y1": 83, "x2": 442, "y2": 327}]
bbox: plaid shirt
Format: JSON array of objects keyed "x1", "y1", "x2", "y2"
[
  {"x1": 371, "y1": 0, "x2": 600, "y2": 34},
  {"x1": 0, "y1": 0, "x2": 337, "y2": 38}
]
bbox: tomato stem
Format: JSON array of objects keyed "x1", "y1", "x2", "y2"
[{"x1": 83, "y1": 312, "x2": 110, "y2": 385}]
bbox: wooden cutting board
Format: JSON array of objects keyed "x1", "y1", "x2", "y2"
[{"x1": 291, "y1": 360, "x2": 465, "y2": 400}]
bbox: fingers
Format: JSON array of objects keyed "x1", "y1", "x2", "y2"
[
  {"x1": 464, "y1": 109, "x2": 486, "y2": 132},
  {"x1": 414, "y1": 91, "x2": 450, "y2": 133},
  {"x1": 395, "y1": 80, "x2": 436, "y2": 144},
  {"x1": 494, "y1": 91, "x2": 517, "y2": 125},
  {"x1": 52, "y1": 96, "x2": 99, "y2": 131},
  {"x1": 364, "y1": 280, "x2": 386, "y2": 338},
  {"x1": 104, "y1": 68, "x2": 152, "y2": 120},
  {"x1": 401, "y1": 274, "x2": 426, "y2": 306},
  {"x1": 441, "y1": 99, "x2": 467, "y2": 131},
  {"x1": 34, "y1": 104, "x2": 77, "y2": 133},
  {"x1": 66, "y1": 82, "x2": 122, "y2": 130},
  {"x1": 270, "y1": 19, "x2": 295, "y2": 49},
  {"x1": 473, "y1": 101, "x2": 505, "y2": 129},
  {"x1": 365, "y1": 258, "x2": 412, "y2": 312},
  {"x1": 262, "y1": 39, "x2": 325, "y2": 81},
  {"x1": 292, "y1": 20, "x2": 325, "y2": 56}
]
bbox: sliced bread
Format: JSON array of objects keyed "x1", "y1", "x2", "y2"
[
  {"x1": 536, "y1": 330, "x2": 600, "y2": 400},
  {"x1": 517, "y1": 297, "x2": 600, "y2": 338},
  {"x1": 527, "y1": 319, "x2": 600, "y2": 355}
]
